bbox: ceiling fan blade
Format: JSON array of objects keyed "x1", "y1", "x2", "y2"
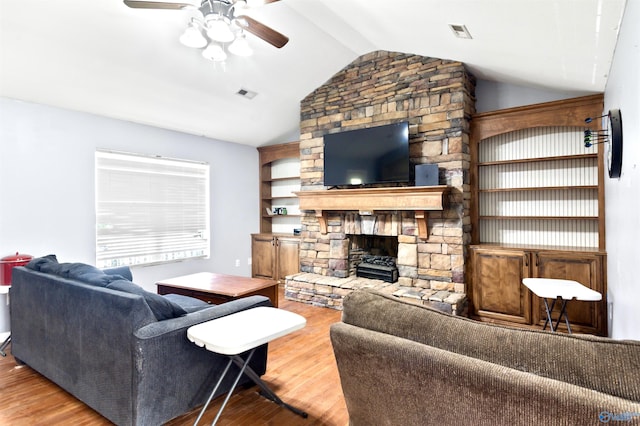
[
  {"x1": 123, "y1": 0, "x2": 194, "y2": 10},
  {"x1": 237, "y1": 15, "x2": 289, "y2": 48}
]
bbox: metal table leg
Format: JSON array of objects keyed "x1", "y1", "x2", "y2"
[
  {"x1": 0, "y1": 334, "x2": 10, "y2": 357},
  {"x1": 541, "y1": 298, "x2": 556, "y2": 331},
  {"x1": 541, "y1": 297, "x2": 572, "y2": 333},
  {"x1": 556, "y1": 299, "x2": 572, "y2": 333},
  {"x1": 229, "y1": 354, "x2": 308, "y2": 419},
  {"x1": 194, "y1": 349, "x2": 307, "y2": 426}
]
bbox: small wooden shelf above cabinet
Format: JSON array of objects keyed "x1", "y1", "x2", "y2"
[
  {"x1": 296, "y1": 186, "x2": 448, "y2": 239},
  {"x1": 479, "y1": 186, "x2": 598, "y2": 193},
  {"x1": 478, "y1": 153, "x2": 597, "y2": 167},
  {"x1": 480, "y1": 216, "x2": 599, "y2": 220}
]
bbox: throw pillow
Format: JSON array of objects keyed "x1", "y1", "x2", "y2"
[
  {"x1": 107, "y1": 279, "x2": 187, "y2": 321},
  {"x1": 25, "y1": 254, "x2": 58, "y2": 271},
  {"x1": 102, "y1": 266, "x2": 133, "y2": 282},
  {"x1": 67, "y1": 263, "x2": 115, "y2": 287}
]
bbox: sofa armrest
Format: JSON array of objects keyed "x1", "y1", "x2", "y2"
[
  {"x1": 130, "y1": 295, "x2": 272, "y2": 425},
  {"x1": 330, "y1": 322, "x2": 640, "y2": 426},
  {"x1": 134, "y1": 295, "x2": 272, "y2": 340}
]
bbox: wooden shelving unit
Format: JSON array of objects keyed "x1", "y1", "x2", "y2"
[
  {"x1": 254, "y1": 142, "x2": 301, "y2": 283},
  {"x1": 257, "y1": 142, "x2": 301, "y2": 234},
  {"x1": 468, "y1": 94, "x2": 608, "y2": 336}
]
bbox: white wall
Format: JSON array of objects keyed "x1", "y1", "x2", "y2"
[
  {"x1": 603, "y1": 0, "x2": 640, "y2": 340},
  {"x1": 0, "y1": 98, "x2": 259, "y2": 291},
  {"x1": 475, "y1": 79, "x2": 591, "y2": 113}
]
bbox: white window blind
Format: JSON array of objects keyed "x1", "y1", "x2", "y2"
[{"x1": 95, "y1": 150, "x2": 210, "y2": 268}]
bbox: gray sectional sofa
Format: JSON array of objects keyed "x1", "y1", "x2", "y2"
[
  {"x1": 331, "y1": 289, "x2": 640, "y2": 425},
  {"x1": 10, "y1": 255, "x2": 271, "y2": 426}
]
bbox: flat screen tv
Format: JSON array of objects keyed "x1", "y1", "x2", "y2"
[{"x1": 323, "y1": 121, "x2": 410, "y2": 187}]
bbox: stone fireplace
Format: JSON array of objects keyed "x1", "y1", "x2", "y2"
[{"x1": 285, "y1": 51, "x2": 475, "y2": 314}]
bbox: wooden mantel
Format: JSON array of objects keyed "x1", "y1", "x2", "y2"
[{"x1": 295, "y1": 186, "x2": 449, "y2": 239}]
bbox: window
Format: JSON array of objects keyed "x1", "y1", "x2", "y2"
[{"x1": 95, "y1": 150, "x2": 210, "y2": 268}]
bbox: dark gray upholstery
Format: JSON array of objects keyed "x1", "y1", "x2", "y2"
[
  {"x1": 331, "y1": 289, "x2": 640, "y2": 426},
  {"x1": 10, "y1": 266, "x2": 271, "y2": 426}
]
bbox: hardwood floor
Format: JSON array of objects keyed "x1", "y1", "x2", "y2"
[{"x1": 0, "y1": 287, "x2": 348, "y2": 425}]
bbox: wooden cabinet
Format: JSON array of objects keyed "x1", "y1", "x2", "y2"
[
  {"x1": 533, "y1": 251, "x2": 605, "y2": 334},
  {"x1": 254, "y1": 143, "x2": 301, "y2": 284},
  {"x1": 470, "y1": 245, "x2": 607, "y2": 335},
  {"x1": 471, "y1": 247, "x2": 531, "y2": 325},
  {"x1": 251, "y1": 234, "x2": 300, "y2": 283}
]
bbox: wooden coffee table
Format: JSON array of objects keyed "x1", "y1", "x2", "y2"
[{"x1": 156, "y1": 272, "x2": 278, "y2": 307}]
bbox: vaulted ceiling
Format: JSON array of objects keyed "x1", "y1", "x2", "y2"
[{"x1": 0, "y1": 0, "x2": 627, "y2": 146}]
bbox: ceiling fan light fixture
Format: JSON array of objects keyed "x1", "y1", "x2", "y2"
[
  {"x1": 206, "y1": 16, "x2": 235, "y2": 43},
  {"x1": 179, "y1": 21, "x2": 207, "y2": 48},
  {"x1": 228, "y1": 33, "x2": 253, "y2": 56},
  {"x1": 202, "y1": 42, "x2": 227, "y2": 61}
]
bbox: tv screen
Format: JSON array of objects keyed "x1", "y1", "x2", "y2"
[{"x1": 323, "y1": 122, "x2": 410, "y2": 187}]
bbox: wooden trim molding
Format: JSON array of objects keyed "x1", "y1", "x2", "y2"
[
  {"x1": 470, "y1": 94, "x2": 604, "y2": 142},
  {"x1": 296, "y1": 186, "x2": 449, "y2": 239}
]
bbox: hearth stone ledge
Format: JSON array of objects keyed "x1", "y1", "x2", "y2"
[{"x1": 285, "y1": 272, "x2": 467, "y2": 316}]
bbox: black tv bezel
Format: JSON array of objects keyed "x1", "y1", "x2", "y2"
[{"x1": 323, "y1": 121, "x2": 410, "y2": 188}]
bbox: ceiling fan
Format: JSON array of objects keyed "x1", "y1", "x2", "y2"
[{"x1": 124, "y1": 0, "x2": 288, "y2": 60}]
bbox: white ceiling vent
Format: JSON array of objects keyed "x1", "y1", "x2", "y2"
[
  {"x1": 449, "y1": 24, "x2": 472, "y2": 39},
  {"x1": 237, "y1": 88, "x2": 257, "y2": 99}
]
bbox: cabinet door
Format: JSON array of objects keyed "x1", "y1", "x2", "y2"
[
  {"x1": 471, "y1": 248, "x2": 531, "y2": 324},
  {"x1": 275, "y1": 236, "x2": 300, "y2": 282},
  {"x1": 533, "y1": 252, "x2": 605, "y2": 335},
  {"x1": 251, "y1": 234, "x2": 275, "y2": 280}
]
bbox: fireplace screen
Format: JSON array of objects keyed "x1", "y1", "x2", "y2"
[{"x1": 349, "y1": 235, "x2": 399, "y2": 283}]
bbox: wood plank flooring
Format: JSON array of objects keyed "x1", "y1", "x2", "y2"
[{"x1": 0, "y1": 287, "x2": 348, "y2": 426}]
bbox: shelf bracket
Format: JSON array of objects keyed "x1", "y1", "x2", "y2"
[
  {"x1": 315, "y1": 210, "x2": 328, "y2": 234},
  {"x1": 415, "y1": 210, "x2": 429, "y2": 240}
]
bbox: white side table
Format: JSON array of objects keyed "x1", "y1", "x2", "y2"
[
  {"x1": 0, "y1": 285, "x2": 11, "y2": 357},
  {"x1": 187, "y1": 306, "x2": 307, "y2": 425},
  {"x1": 522, "y1": 278, "x2": 602, "y2": 333}
]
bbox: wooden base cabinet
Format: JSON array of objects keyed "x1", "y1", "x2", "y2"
[
  {"x1": 471, "y1": 248, "x2": 532, "y2": 325},
  {"x1": 470, "y1": 245, "x2": 607, "y2": 336},
  {"x1": 251, "y1": 234, "x2": 300, "y2": 284}
]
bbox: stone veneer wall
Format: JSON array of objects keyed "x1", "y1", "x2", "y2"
[{"x1": 297, "y1": 51, "x2": 475, "y2": 294}]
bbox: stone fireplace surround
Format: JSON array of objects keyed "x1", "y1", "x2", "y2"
[{"x1": 285, "y1": 51, "x2": 476, "y2": 314}]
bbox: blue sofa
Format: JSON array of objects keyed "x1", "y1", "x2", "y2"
[{"x1": 10, "y1": 255, "x2": 271, "y2": 426}]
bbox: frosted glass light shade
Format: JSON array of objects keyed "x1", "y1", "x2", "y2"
[
  {"x1": 228, "y1": 34, "x2": 253, "y2": 56},
  {"x1": 202, "y1": 42, "x2": 227, "y2": 61},
  {"x1": 179, "y1": 25, "x2": 207, "y2": 48},
  {"x1": 206, "y1": 19, "x2": 235, "y2": 43}
]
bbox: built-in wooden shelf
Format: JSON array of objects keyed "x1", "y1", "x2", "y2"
[
  {"x1": 479, "y1": 185, "x2": 598, "y2": 193},
  {"x1": 478, "y1": 153, "x2": 597, "y2": 167},
  {"x1": 296, "y1": 186, "x2": 449, "y2": 239},
  {"x1": 480, "y1": 216, "x2": 599, "y2": 220}
]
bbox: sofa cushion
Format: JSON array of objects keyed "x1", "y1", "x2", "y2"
[
  {"x1": 102, "y1": 266, "x2": 133, "y2": 282},
  {"x1": 107, "y1": 279, "x2": 187, "y2": 321},
  {"x1": 162, "y1": 293, "x2": 211, "y2": 313},
  {"x1": 26, "y1": 256, "x2": 127, "y2": 288}
]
